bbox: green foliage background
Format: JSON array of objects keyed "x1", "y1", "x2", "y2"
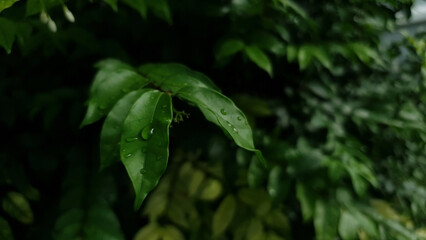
[{"x1": 0, "y1": 0, "x2": 425, "y2": 239}]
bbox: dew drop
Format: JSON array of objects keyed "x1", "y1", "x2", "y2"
[
  {"x1": 126, "y1": 137, "x2": 139, "y2": 142},
  {"x1": 220, "y1": 108, "x2": 227, "y2": 115},
  {"x1": 237, "y1": 116, "x2": 242, "y2": 121},
  {"x1": 140, "y1": 168, "x2": 147, "y2": 174},
  {"x1": 126, "y1": 153, "x2": 132, "y2": 158},
  {"x1": 162, "y1": 104, "x2": 167, "y2": 109},
  {"x1": 121, "y1": 148, "x2": 126, "y2": 152},
  {"x1": 232, "y1": 128, "x2": 238, "y2": 133},
  {"x1": 141, "y1": 124, "x2": 154, "y2": 140}
]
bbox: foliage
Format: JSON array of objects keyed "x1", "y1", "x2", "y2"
[{"x1": 0, "y1": 0, "x2": 425, "y2": 239}]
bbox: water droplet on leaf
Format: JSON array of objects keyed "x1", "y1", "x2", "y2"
[
  {"x1": 126, "y1": 154, "x2": 132, "y2": 158},
  {"x1": 141, "y1": 125, "x2": 154, "y2": 140},
  {"x1": 126, "y1": 137, "x2": 139, "y2": 142},
  {"x1": 140, "y1": 168, "x2": 147, "y2": 174},
  {"x1": 220, "y1": 109, "x2": 227, "y2": 115},
  {"x1": 237, "y1": 116, "x2": 242, "y2": 121},
  {"x1": 232, "y1": 128, "x2": 238, "y2": 133}
]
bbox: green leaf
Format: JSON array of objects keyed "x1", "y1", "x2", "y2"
[
  {"x1": 0, "y1": 216, "x2": 14, "y2": 240},
  {"x1": 0, "y1": 18, "x2": 16, "y2": 54},
  {"x1": 249, "y1": 31, "x2": 286, "y2": 56},
  {"x1": 296, "y1": 182, "x2": 315, "y2": 221},
  {"x1": 139, "y1": 63, "x2": 220, "y2": 93},
  {"x1": 134, "y1": 224, "x2": 161, "y2": 240},
  {"x1": 2, "y1": 192, "x2": 33, "y2": 224},
  {"x1": 215, "y1": 38, "x2": 245, "y2": 59},
  {"x1": 338, "y1": 210, "x2": 359, "y2": 240},
  {"x1": 104, "y1": 0, "x2": 118, "y2": 11},
  {"x1": 177, "y1": 86, "x2": 266, "y2": 165},
  {"x1": 246, "y1": 218, "x2": 265, "y2": 240},
  {"x1": 314, "y1": 199, "x2": 340, "y2": 240},
  {"x1": 147, "y1": 0, "x2": 172, "y2": 24},
  {"x1": 245, "y1": 45, "x2": 273, "y2": 76},
  {"x1": 0, "y1": 0, "x2": 19, "y2": 13},
  {"x1": 248, "y1": 155, "x2": 267, "y2": 187},
  {"x1": 212, "y1": 195, "x2": 236, "y2": 236},
  {"x1": 25, "y1": 0, "x2": 59, "y2": 16},
  {"x1": 81, "y1": 59, "x2": 150, "y2": 127},
  {"x1": 99, "y1": 89, "x2": 149, "y2": 170},
  {"x1": 298, "y1": 45, "x2": 313, "y2": 70},
  {"x1": 286, "y1": 45, "x2": 297, "y2": 62},
  {"x1": 120, "y1": 89, "x2": 172, "y2": 209},
  {"x1": 123, "y1": 0, "x2": 147, "y2": 18},
  {"x1": 267, "y1": 166, "x2": 289, "y2": 204},
  {"x1": 161, "y1": 225, "x2": 185, "y2": 240},
  {"x1": 53, "y1": 205, "x2": 125, "y2": 240}
]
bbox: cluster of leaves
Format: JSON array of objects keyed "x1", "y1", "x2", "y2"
[{"x1": 0, "y1": 0, "x2": 425, "y2": 239}]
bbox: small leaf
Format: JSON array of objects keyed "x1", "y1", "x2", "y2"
[
  {"x1": 314, "y1": 199, "x2": 340, "y2": 240},
  {"x1": 0, "y1": 0, "x2": 19, "y2": 12},
  {"x1": 298, "y1": 45, "x2": 313, "y2": 70},
  {"x1": 248, "y1": 155, "x2": 267, "y2": 188},
  {"x1": 212, "y1": 195, "x2": 236, "y2": 236},
  {"x1": 215, "y1": 38, "x2": 245, "y2": 59},
  {"x1": 120, "y1": 90, "x2": 173, "y2": 209},
  {"x1": 286, "y1": 45, "x2": 297, "y2": 62},
  {"x1": 123, "y1": 0, "x2": 147, "y2": 18},
  {"x1": 99, "y1": 90, "x2": 149, "y2": 170},
  {"x1": 246, "y1": 218, "x2": 265, "y2": 240},
  {"x1": 54, "y1": 205, "x2": 125, "y2": 240},
  {"x1": 147, "y1": 0, "x2": 172, "y2": 24},
  {"x1": 267, "y1": 166, "x2": 289, "y2": 204},
  {"x1": 0, "y1": 18, "x2": 16, "y2": 54},
  {"x1": 249, "y1": 31, "x2": 286, "y2": 56},
  {"x1": 139, "y1": 63, "x2": 220, "y2": 93},
  {"x1": 2, "y1": 192, "x2": 33, "y2": 224},
  {"x1": 161, "y1": 225, "x2": 185, "y2": 240},
  {"x1": 198, "y1": 178, "x2": 222, "y2": 201},
  {"x1": 339, "y1": 210, "x2": 359, "y2": 240},
  {"x1": 245, "y1": 45, "x2": 273, "y2": 76},
  {"x1": 104, "y1": 0, "x2": 118, "y2": 11},
  {"x1": 177, "y1": 86, "x2": 266, "y2": 165},
  {"x1": 0, "y1": 216, "x2": 14, "y2": 240},
  {"x1": 134, "y1": 224, "x2": 161, "y2": 240},
  {"x1": 81, "y1": 59, "x2": 150, "y2": 127},
  {"x1": 296, "y1": 182, "x2": 315, "y2": 221}
]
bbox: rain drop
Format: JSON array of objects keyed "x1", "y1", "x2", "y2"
[
  {"x1": 220, "y1": 108, "x2": 227, "y2": 115},
  {"x1": 162, "y1": 104, "x2": 167, "y2": 109},
  {"x1": 237, "y1": 116, "x2": 242, "y2": 121},
  {"x1": 126, "y1": 137, "x2": 139, "y2": 142},
  {"x1": 126, "y1": 153, "x2": 132, "y2": 158},
  {"x1": 232, "y1": 128, "x2": 238, "y2": 133},
  {"x1": 141, "y1": 124, "x2": 154, "y2": 140},
  {"x1": 140, "y1": 168, "x2": 147, "y2": 174}
]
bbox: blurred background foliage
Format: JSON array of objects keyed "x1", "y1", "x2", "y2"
[{"x1": 0, "y1": 0, "x2": 426, "y2": 239}]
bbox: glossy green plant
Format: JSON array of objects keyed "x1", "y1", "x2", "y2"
[{"x1": 81, "y1": 59, "x2": 265, "y2": 209}]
